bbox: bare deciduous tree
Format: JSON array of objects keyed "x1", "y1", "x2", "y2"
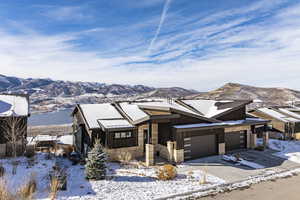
[{"x1": 1, "y1": 115, "x2": 27, "y2": 158}]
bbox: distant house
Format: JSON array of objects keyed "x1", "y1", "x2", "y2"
[
  {"x1": 249, "y1": 107, "x2": 300, "y2": 139},
  {"x1": 72, "y1": 99, "x2": 269, "y2": 165},
  {"x1": 0, "y1": 94, "x2": 30, "y2": 156}
]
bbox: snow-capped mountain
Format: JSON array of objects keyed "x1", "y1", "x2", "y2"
[
  {"x1": 0, "y1": 74, "x2": 197, "y2": 113},
  {"x1": 189, "y1": 83, "x2": 300, "y2": 108}
]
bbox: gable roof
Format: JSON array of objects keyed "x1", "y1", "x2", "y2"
[
  {"x1": 75, "y1": 98, "x2": 251, "y2": 130},
  {"x1": 178, "y1": 99, "x2": 250, "y2": 118},
  {"x1": 119, "y1": 99, "x2": 219, "y2": 123},
  {"x1": 0, "y1": 94, "x2": 29, "y2": 117},
  {"x1": 78, "y1": 103, "x2": 126, "y2": 129},
  {"x1": 256, "y1": 108, "x2": 300, "y2": 123},
  {"x1": 278, "y1": 108, "x2": 300, "y2": 120}
]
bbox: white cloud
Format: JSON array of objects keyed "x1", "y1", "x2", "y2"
[
  {"x1": 0, "y1": 1, "x2": 300, "y2": 92},
  {"x1": 148, "y1": 0, "x2": 172, "y2": 53},
  {"x1": 42, "y1": 6, "x2": 91, "y2": 21}
]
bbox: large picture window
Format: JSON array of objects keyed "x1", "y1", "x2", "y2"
[{"x1": 114, "y1": 131, "x2": 132, "y2": 139}]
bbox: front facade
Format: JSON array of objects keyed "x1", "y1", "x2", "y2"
[
  {"x1": 72, "y1": 99, "x2": 269, "y2": 164},
  {"x1": 249, "y1": 107, "x2": 300, "y2": 140}
]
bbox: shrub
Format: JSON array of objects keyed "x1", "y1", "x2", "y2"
[
  {"x1": 255, "y1": 145, "x2": 265, "y2": 151},
  {"x1": 18, "y1": 173, "x2": 36, "y2": 200},
  {"x1": 85, "y1": 140, "x2": 107, "y2": 180},
  {"x1": 49, "y1": 176, "x2": 59, "y2": 200},
  {"x1": 49, "y1": 167, "x2": 67, "y2": 199},
  {"x1": 199, "y1": 171, "x2": 207, "y2": 185},
  {"x1": 0, "y1": 180, "x2": 13, "y2": 200},
  {"x1": 0, "y1": 165, "x2": 5, "y2": 177},
  {"x1": 24, "y1": 145, "x2": 35, "y2": 158},
  {"x1": 118, "y1": 152, "x2": 132, "y2": 164},
  {"x1": 156, "y1": 164, "x2": 177, "y2": 181}
]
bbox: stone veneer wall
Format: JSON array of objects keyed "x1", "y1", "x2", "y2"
[
  {"x1": 106, "y1": 124, "x2": 147, "y2": 161},
  {"x1": 173, "y1": 149, "x2": 184, "y2": 163},
  {"x1": 105, "y1": 146, "x2": 143, "y2": 161},
  {"x1": 156, "y1": 144, "x2": 170, "y2": 160},
  {"x1": 152, "y1": 123, "x2": 158, "y2": 145}
]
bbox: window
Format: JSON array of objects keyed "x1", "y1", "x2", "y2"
[
  {"x1": 114, "y1": 131, "x2": 133, "y2": 139},
  {"x1": 115, "y1": 132, "x2": 121, "y2": 139}
]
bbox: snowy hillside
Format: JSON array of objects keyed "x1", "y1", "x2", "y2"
[{"x1": 0, "y1": 74, "x2": 197, "y2": 113}]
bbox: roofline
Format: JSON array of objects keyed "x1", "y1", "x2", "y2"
[
  {"x1": 96, "y1": 119, "x2": 135, "y2": 132},
  {"x1": 175, "y1": 99, "x2": 205, "y2": 116},
  {"x1": 174, "y1": 119, "x2": 270, "y2": 132},
  {"x1": 211, "y1": 100, "x2": 253, "y2": 119},
  {"x1": 253, "y1": 108, "x2": 289, "y2": 123},
  {"x1": 74, "y1": 104, "x2": 93, "y2": 130},
  {"x1": 0, "y1": 93, "x2": 30, "y2": 117}
]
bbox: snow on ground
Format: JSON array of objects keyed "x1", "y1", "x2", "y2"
[
  {"x1": 0, "y1": 154, "x2": 225, "y2": 200},
  {"x1": 222, "y1": 155, "x2": 265, "y2": 169},
  {"x1": 1, "y1": 154, "x2": 57, "y2": 199},
  {"x1": 60, "y1": 163, "x2": 225, "y2": 200},
  {"x1": 266, "y1": 139, "x2": 300, "y2": 164}
]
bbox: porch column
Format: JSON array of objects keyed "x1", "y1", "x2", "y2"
[
  {"x1": 151, "y1": 123, "x2": 158, "y2": 145},
  {"x1": 145, "y1": 144, "x2": 154, "y2": 166},
  {"x1": 263, "y1": 132, "x2": 269, "y2": 147},
  {"x1": 246, "y1": 130, "x2": 251, "y2": 148},
  {"x1": 167, "y1": 141, "x2": 174, "y2": 161},
  {"x1": 218, "y1": 143, "x2": 225, "y2": 155},
  {"x1": 173, "y1": 141, "x2": 184, "y2": 163},
  {"x1": 250, "y1": 133, "x2": 257, "y2": 149}
]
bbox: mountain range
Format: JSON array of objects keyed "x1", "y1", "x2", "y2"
[
  {"x1": 0, "y1": 74, "x2": 197, "y2": 112},
  {"x1": 1, "y1": 74, "x2": 299, "y2": 113}
]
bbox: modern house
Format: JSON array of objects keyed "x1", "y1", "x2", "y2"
[
  {"x1": 0, "y1": 94, "x2": 30, "y2": 156},
  {"x1": 249, "y1": 107, "x2": 300, "y2": 140},
  {"x1": 72, "y1": 99, "x2": 269, "y2": 165}
]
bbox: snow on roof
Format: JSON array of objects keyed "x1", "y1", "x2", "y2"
[
  {"x1": 0, "y1": 94, "x2": 29, "y2": 117},
  {"x1": 98, "y1": 119, "x2": 134, "y2": 129},
  {"x1": 278, "y1": 108, "x2": 300, "y2": 120},
  {"x1": 133, "y1": 99, "x2": 201, "y2": 116},
  {"x1": 174, "y1": 118, "x2": 268, "y2": 129},
  {"x1": 58, "y1": 135, "x2": 74, "y2": 145},
  {"x1": 182, "y1": 100, "x2": 232, "y2": 118},
  {"x1": 258, "y1": 108, "x2": 300, "y2": 123},
  {"x1": 119, "y1": 102, "x2": 148, "y2": 122},
  {"x1": 80, "y1": 104, "x2": 124, "y2": 129}
]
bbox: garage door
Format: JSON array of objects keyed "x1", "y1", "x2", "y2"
[
  {"x1": 184, "y1": 134, "x2": 217, "y2": 160},
  {"x1": 225, "y1": 131, "x2": 246, "y2": 151}
]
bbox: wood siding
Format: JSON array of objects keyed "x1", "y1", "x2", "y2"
[
  {"x1": 158, "y1": 123, "x2": 172, "y2": 146},
  {"x1": 107, "y1": 129, "x2": 138, "y2": 148},
  {"x1": 216, "y1": 106, "x2": 246, "y2": 121}
]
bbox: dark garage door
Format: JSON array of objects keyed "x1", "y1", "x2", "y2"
[
  {"x1": 184, "y1": 134, "x2": 217, "y2": 160},
  {"x1": 225, "y1": 131, "x2": 246, "y2": 151}
]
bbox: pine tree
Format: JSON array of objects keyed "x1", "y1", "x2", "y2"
[{"x1": 85, "y1": 140, "x2": 107, "y2": 180}]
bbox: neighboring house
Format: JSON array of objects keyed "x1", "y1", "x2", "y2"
[
  {"x1": 0, "y1": 94, "x2": 30, "y2": 156},
  {"x1": 72, "y1": 99, "x2": 269, "y2": 165},
  {"x1": 249, "y1": 107, "x2": 300, "y2": 139}
]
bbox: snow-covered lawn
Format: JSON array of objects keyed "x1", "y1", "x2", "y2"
[
  {"x1": 267, "y1": 139, "x2": 300, "y2": 164},
  {"x1": 0, "y1": 154, "x2": 225, "y2": 200}
]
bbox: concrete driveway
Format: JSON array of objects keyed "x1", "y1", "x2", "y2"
[{"x1": 178, "y1": 149, "x2": 300, "y2": 182}]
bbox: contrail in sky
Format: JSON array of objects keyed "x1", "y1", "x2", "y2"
[{"x1": 148, "y1": 0, "x2": 172, "y2": 55}]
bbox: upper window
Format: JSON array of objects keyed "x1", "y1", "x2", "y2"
[{"x1": 114, "y1": 131, "x2": 132, "y2": 139}]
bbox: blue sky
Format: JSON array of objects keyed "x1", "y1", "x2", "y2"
[{"x1": 0, "y1": 0, "x2": 300, "y2": 91}]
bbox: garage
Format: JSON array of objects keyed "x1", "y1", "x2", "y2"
[
  {"x1": 225, "y1": 131, "x2": 246, "y2": 151},
  {"x1": 184, "y1": 134, "x2": 217, "y2": 160}
]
